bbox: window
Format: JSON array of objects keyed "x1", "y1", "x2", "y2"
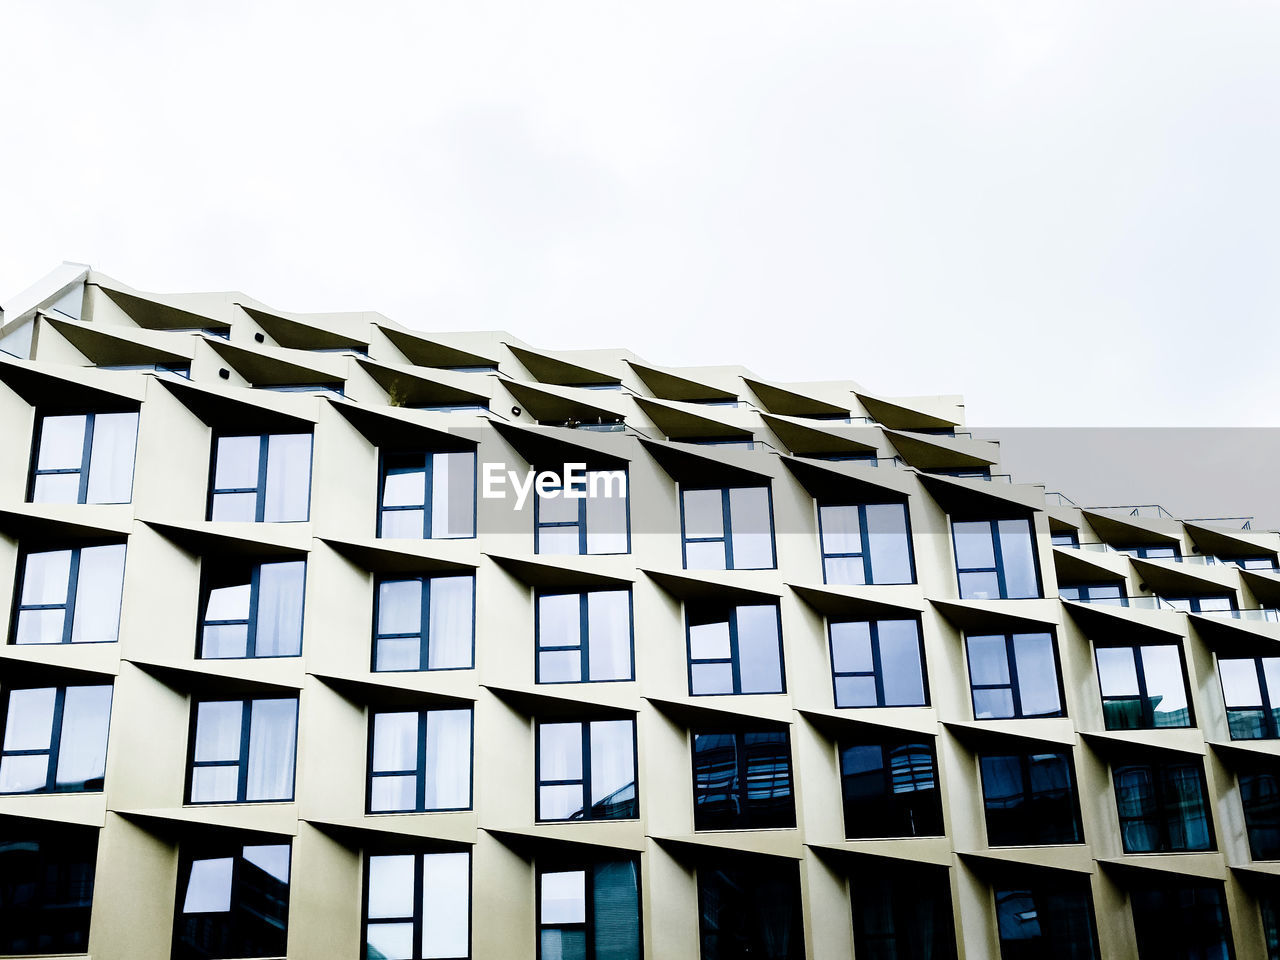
[
  {"x1": 1050, "y1": 530, "x2": 1079, "y2": 547},
  {"x1": 368, "y1": 708, "x2": 473, "y2": 813},
  {"x1": 1129, "y1": 883, "x2": 1233, "y2": 960},
  {"x1": 199, "y1": 559, "x2": 305, "y2": 659},
  {"x1": 687, "y1": 603, "x2": 784, "y2": 696},
  {"x1": 817, "y1": 502, "x2": 914, "y2": 585},
  {"x1": 966, "y1": 633, "x2": 1063, "y2": 719},
  {"x1": 209, "y1": 433, "x2": 312, "y2": 522},
  {"x1": 692, "y1": 729, "x2": 795, "y2": 830},
  {"x1": 12, "y1": 543, "x2": 126, "y2": 645},
  {"x1": 952, "y1": 518, "x2": 1041, "y2": 599},
  {"x1": 378, "y1": 450, "x2": 476, "y2": 539},
  {"x1": 187, "y1": 698, "x2": 298, "y2": 803},
  {"x1": 29, "y1": 411, "x2": 139, "y2": 504},
  {"x1": 373, "y1": 575, "x2": 475, "y2": 672},
  {"x1": 537, "y1": 719, "x2": 637, "y2": 822},
  {"x1": 828, "y1": 619, "x2": 927, "y2": 708},
  {"x1": 173, "y1": 841, "x2": 290, "y2": 960},
  {"x1": 840, "y1": 740, "x2": 943, "y2": 838},
  {"x1": 536, "y1": 590, "x2": 633, "y2": 683},
  {"x1": 1113, "y1": 759, "x2": 1213, "y2": 853},
  {"x1": 1226, "y1": 555, "x2": 1280, "y2": 572},
  {"x1": 0, "y1": 822, "x2": 97, "y2": 955},
  {"x1": 537, "y1": 859, "x2": 640, "y2": 960},
  {"x1": 1264, "y1": 892, "x2": 1280, "y2": 960},
  {"x1": 1095, "y1": 644, "x2": 1191, "y2": 729},
  {"x1": 0, "y1": 685, "x2": 112, "y2": 794},
  {"x1": 1163, "y1": 595, "x2": 1236, "y2": 613},
  {"x1": 1059, "y1": 583, "x2": 1126, "y2": 605},
  {"x1": 1218, "y1": 657, "x2": 1280, "y2": 739},
  {"x1": 1240, "y1": 769, "x2": 1280, "y2": 860},
  {"x1": 698, "y1": 860, "x2": 803, "y2": 960},
  {"x1": 994, "y1": 878, "x2": 1098, "y2": 960},
  {"x1": 1118, "y1": 544, "x2": 1181, "y2": 560},
  {"x1": 681, "y1": 486, "x2": 775, "y2": 570},
  {"x1": 851, "y1": 864, "x2": 957, "y2": 960},
  {"x1": 979, "y1": 750, "x2": 1083, "y2": 846},
  {"x1": 535, "y1": 471, "x2": 629, "y2": 555},
  {"x1": 364, "y1": 851, "x2": 471, "y2": 960}
]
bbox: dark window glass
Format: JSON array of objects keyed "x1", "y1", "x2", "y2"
[
  {"x1": 29, "y1": 411, "x2": 139, "y2": 504},
  {"x1": 1059, "y1": 583, "x2": 1126, "y2": 605},
  {"x1": 851, "y1": 864, "x2": 956, "y2": 960},
  {"x1": 199, "y1": 560, "x2": 305, "y2": 659},
  {"x1": 1241, "y1": 769, "x2": 1280, "y2": 860},
  {"x1": 698, "y1": 860, "x2": 804, "y2": 960},
  {"x1": 537, "y1": 720, "x2": 637, "y2": 822},
  {"x1": 537, "y1": 859, "x2": 640, "y2": 960},
  {"x1": 0, "y1": 822, "x2": 97, "y2": 954},
  {"x1": 1129, "y1": 883, "x2": 1233, "y2": 960},
  {"x1": 1163, "y1": 595, "x2": 1237, "y2": 613},
  {"x1": 188, "y1": 698, "x2": 298, "y2": 804},
  {"x1": 173, "y1": 841, "x2": 290, "y2": 960},
  {"x1": 818, "y1": 502, "x2": 914, "y2": 585},
  {"x1": 364, "y1": 851, "x2": 470, "y2": 960},
  {"x1": 535, "y1": 471, "x2": 629, "y2": 556},
  {"x1": 13, "y1": 543, "x2": 127, "y2": 645},
  {"x1": 980, "y1": 750, "x2": 1083, "y2": 846},
  {"x1": 378, "y1": 449, "x2": 476, "y2": 539},
  {"x1": 966, "y1": 633, "x2": 1063, "y2": 719},
  {"x1": 692, "y1": 730, "x2": 795, "y2": 830},
  {"x1": 0, "y1": 685, "x2": 112, "y2": 793},
  {"x1": 687, "y1": 603, "x2": 784, "y2": 696},
  {"x1": 994, "y1": 878, "x2": 1098, "y2": 960},
  {"x1": 373, "y1": 575, "x2": 475, "y2": 672},
  {"x1": 952, "y1": 519, "x2": 1041, "y2": 600},
  {"x1": 840, "y1": 740, "x2": 943, "y2": 838},
  {"x1": 368, "y1": 708, "x2": 472, "y2": 813},
  {"x1": 1113, "y1": 759, "x2": 1213, "y2": 853},
  {"x1": 681, "y1": 486, "x2": 775, "y2": 571},
  {"x1": 1219, "y1": 657, "x2": 1280, "y2": 739},
  {"x1": 1095, "y1": 644, "x2": 1192, "y2": 729},
  {"x1": 209, "y1": 433, "x2": 311, "y2": 522},
  {"x1": 829, "y1": 619, "x2": 927, "y2": 708},
  {"x1": 1263, "y1": 892, "x2": 1280, "y2": 960},
  {"x1": 537, "y1": 590, "x2": 633, "y2": 683}
]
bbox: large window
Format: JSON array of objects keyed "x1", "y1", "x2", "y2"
[
  {"x1": 698, "y1": 860, "x2": 803, "y2": 960},
  {"x1": 1129, "y1": 883, "x2": 1233, "y2": 960},
  {"x1": 952, "y1": 518, "x2": 1041, "y2": 599},
  {"x1": 0, "y1": 822, "x2": 97, "y2": 955},
  {"x1": 536, "y1": 590, "x2": 633, "y2": 683},
  {"x1": 173, "y1": 840, "x2": 290, "y2": 960},
  {"x1": 851, "y1": 864, "x2": 957, "y2": 960},
  {"x1": 364, "y1": 851, "x2": 471, "y2": 960},
  {"x1": 828, "y1": 619, "x2": 927, "y2": 708},
  {"x1": 209, "y1": 433, "x2": 312, "y2": 522},
  {"x1": 979, "y1": 750, "x2": 1083, "y2": 846},
  {"x1": 29, "y1": 411, "x2": 139, "y2": 504},
  {"x1": 1241, "y1": 769, "x2": 1280, "y2": 860},
  {"x1": 1113, "y1": 758, "x2": 1213, "y2": 853},
  {"x1": 373, "y1": 575, "x2": 475, "y2": 672},
  {"x1": 537, "y1": 719, "x2": 637, "y2": 822},
  {"x1": 378, "y1": 450, "x2": 476, "y2": 539},
  {"x1": 0, "y1": 684, "x2": 112, "y2": 794},
  {"x1": 537, "y1": 859, "x2": 640, "y2": 960},
  {"x1": 188, "y1": 698, "x2": 298, "y2": 804},
  {"x1": 681, "y1": 486, "x2": 775, "y2": 570},
  {"x1": 1218, "y1": 656, "x2": 1280, "y2": 740},
  {"x1": 535, "y1": 471, "x2": 629, "y2": 555},
  {"x1": 994, "y1": 879, "x2": 1098, "y2": 960},
  {"x1": 692, "y1": 729, "x2": 795, "y2": 830},
  {"x1": 817, "y1": 502, "x2": 914, "y2": 585},
  {"x1": 12, "y1": 543, "x2": 126, "y2": 645},
  {"x1": 199, "y1": 559, "x2": 305, "y2": 659},
  {"x1": 966, "y1": 633, "x2": 1063, "y2": 720},
  {"x1": 687, "y1": 603, "x2": 784, "y2": 696},
  {"x1": 1094, "y1": 644, "x2": 1192, "y2": 730},
  {"x1": 840, "y1": 740, "x2": 943, "y2": 838},
  {"x1": 368, "y1": 708, "x2": 473, "y2": 813}
]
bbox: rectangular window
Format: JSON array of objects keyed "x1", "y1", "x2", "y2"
[
  {"x1": 1164, "y1": 595, "x2": 1237, "y2": 613},
  {"x1": 687, "y1": 603, "x2": 784, "y2": 696},
  {"x1": 979, "y1": 750, "x2": 1083, "y2": 846},
  {"x1": 1059, "y1": 583, "x2": 1126, "y2": 605},
  {"x1": 698, "y1": 861, "x2": 803, "y2": 960},
  {"x1": 1130, "y1": 883, "x2": 1232, "y2": 960},
  {"x1": 373, "y1": 575, "x2": 475, "y2": 672},
  {"x1": 1240, "y1": 769, "x2": 1280, "y2": 860},
  {"x1": 1095, "y1": 644, "x2": 1191, "y2": 730},
  {"x1": 840, "y1": 740, "x2": 943, "y2": 839},
  {"x1": 692, "y1": 729, "x2": 795, "y2": 830},
  {"x1": 0, "y1": 822, "x2": 97, "y2": 955},
  {"x1": 851, "y1": 864, "x2": 957, "y2": 960},
  {"x1": 173, "y1": 840, "x2": 290, "y2": 960},
  {"x1": 209, "y1": 433, "x2": 312, "y2": 522},
  {"x1": 538, "y1": 859, "x2": 641, "y2": 960},
  {"x1": 0, "y1": 684, "x2": 112, "y2": 794},
  {"x1": 1265, "y1": 893, "x2": 1280, "y2": 960},
  {"x1": 1118, "y1": 544, "x2": 1181, "y2": 560},
  {"x1": 952, "y1": 518, "x2": 1041, "y2": 599},
  {"x1": 994, "y1": 879, "x2": 1098, "y2": 960},
  {"x1": 535, "y1": 471, "x2": 629, "y2": 556},
  {"x1": 379, "y1": 449, "x2": 476, "y2": 539},
  {"x1": 13, "y1": 543, "x2": 127, "y2": 645},
  {"x1": 199, "y1": 559, "x2": 305, "y2": 659},
  {"x1": 1113, "y1": 759, "x2": 1213, "y2": 853},
  {"x1": 1050, "y1": 530, "x2": 1079, "y2": 547},
  {"x1": 829, "y1": 619, "x2": 927, "y2": 708},
  {"x1": 818, "y1": 502, "x2": 915, "y2": 585},
  {"x1": 536, "y1": 590, "x2": 633, "y2": 683},
  {"x1": 29, "y1": 411, "x2": 139, "y2": 504},
  {"x1": 188, "y1": 698, "x2": 298, "y2": 803},
  {"x1": 364, "y1": 851, "x2": 471, "y2": 960},
  {"x1": 966, "y1": 633, "x2": 1063, "y2": 719},
  {"x1": 368, "y1": 708, "x2": 473, "y2": 813},
  {"x1": 681, "y1": 486, "x2": 775, "y2": 570},
  {"x1": 537, "y1": 719, "x2": 637, "y2": 822},
  {"x1": 1218, "y1": 657, "x2": 1280, "y2": 739}
]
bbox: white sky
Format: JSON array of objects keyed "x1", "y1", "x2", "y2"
[{"x1": 3, "y1": 0, "x2": 1280, "y2": 430}]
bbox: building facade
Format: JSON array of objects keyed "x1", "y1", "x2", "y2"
[{"x1": 0, "y1": 263, "x2": 1278, "y2": 959}]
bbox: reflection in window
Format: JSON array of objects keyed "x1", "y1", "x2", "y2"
[
  {"x1": 0, "y1": 685, "x2": 112, "y2": 794},
  {"x1": 698, "y1": 860, "x2": 803, "y2": 960},
  {"x1": 173, "y1": 841, "x2": 290, "y2": 960},
  {"x1": 687, "y1": 603, "x2": 784, "y2": 696},
  {"x1": 1241, "y1": 769, "x2": 1280, "y2": 860},
  {"x1": 536, "y1": 590, "x2": 633, "y2": 683},
  {"x1": 1265, "y1": 892, "x2": 1280, "y2": 960},
  {"x1": 378, "y1": 450, "x2": 476, "y2": 539},
  {"x1": 852, "y1": 863, "x2": 957, "y2": 960},
  {"x1": 1218, "y1": 657, "x2": 1280, "y2": 740},
  {"x1": 840, "y1": 740, "x2": 943, "y2": 839},
  {"x1": 364, "y1": 851, "x2": 471, "y2": 960},
  {"x1": 681, "y1": 486, "x2": 775, "y2": 570},
  {"x1": 966, "y1": 633, "x2": 1063, "y2": 719},
  {"x1": 538, "y1": 859, "x2": 640, "y2": 960},
  {"x1": 1059, "y1": 583, "x2": 1126, "y2": 605},
  {"x1": 1129, "y1": 883, "x2": 1232, "y2": 960},
  {"x1": 1095, "y1": 644, "x2": 1191, "y2": 729},
  {"x1": 199, "y1": 560, "x2": 305, "y2": 659},
  {"x1": 29, "y1": 411, "x2": 139, "y2": 504},
  {"x1": 1163, "y1": 595, "x2": 1237, "y2": 613},
  {"x1": 952, "y1": 518, "x2": 1041, "y2": 599},
  {"x1": 0, "y1": 822, "x2": 97, "y2": 955},
  {"x1": 209, "y1": 433, "x2": 312, "y2": 522},
  {"x1": 537, "y1": 720, "x2": 637, "y2": 822},
  {"x1": 535, "y1": 471, "x2": 629, "y2": 556},
  {"x1": 818, "y1": 502, "x2": 914, "y2": 585},
  {"x1": 994, "y1": 879, "x2": 1098, "y2": 960},
  {"x1": 980, "y1": 750, "x2": 1083, "y2": 846},
  {"x1": 188, "y1": 699, "x2": 298, "y2": 803},
  {"x1": 373, "y1": 575, "x2": 475, "y2": 672},
  {"x1": 692, "y1": 730, "x2": 795, "y2": 830},
  {"x1": 829, "y1": 619, "x2": 927, "y2": 708},
  {"x1": 13, "y1": 543, "x2": 127, "y2": 645},
  {"x1": 368, "y1": 709, "x2": 473, "y2": 813},
  {"x1": 1113, "y1": 759, "x2": 1213, "y2": 853}
]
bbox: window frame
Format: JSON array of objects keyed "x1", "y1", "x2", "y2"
[
  {"x1": 197, "y1": 558, "x2": 307, "y2": 660},
  {"x1": 1112, "y1": 757, "x2": 1215, "y2": 854},
  {"x1": 535, "y1": 858, "x2": 642, "y2": 960},
  {"x1": 951, "y1": 517, "x2": 1043, "y2": 600},
  {"x1": 376, "y1": 448, "x2": 478, "y2": 540},
  {"x1": 691, "y1": 728, "x2": 797, "y2": 831},
  {"x1": 361, "y1": 850, "x2": 473, "y2": 960},
  {"x1": 827, "y1": 617, "x2": 929, "y2": 709},
  {"x1": 1093, "y1": 642, "x2": 1194, "y2": 730},
  {"x1": 1218, "y1": 656, "x2": 1280, "y2": 740},
  {"x1": 535, "y1": 589, "x2": 635, "y2": 684},
  {"x1": 0, "y1": 684, "x2": 114, "y2": 794},
  {"x1": 366, "y1": 707, "x2": 475, "y2": 814},
  {"x1": 838, "y1": 738, "x2": 944, "y2": 839},
  {"x1": 816, "y1": 500, "x2": 916, "y2": 586},
  {"x1": 1059, "y1": 582, "x2": 1128, "y2": 605},
  {"x1": 965, "y1": 632, "x2": 1066, "y2": 720},
  {"x1": 993, "y1": 878, "x2": 1100, "y2": 960},
  {"x1": 172, "y1": 840, "x2": 292, "y2": 960},
  {"x1": 535, "y1": 718, "x2": 639, "y2": 823},
  {"x1": 978, "y1": 749, "x2": 1084, "y2": 847},
  {"x1": 10, "y1": 542, "x2": 127, "y2": 646},
  {"x1": 679, "y1": 484, "x2": 777, "y2": 571},
  {"x1": 185, "y1": 697, "x2": 299, "y2": 805},
  {"x1": 533, "y1": 471, "x2": 632, "y2": 557},
  {"x1": 27, "y1": 409, "x2": 140, "y2": 505},
  {"x1": 206, "y1": 432, "x2": 314, "y2": 523},
  {"x1": 371, "y1": 573, "x2": 477, "y2": 673},
  {"x1": 685, "y1": 602, "x2": 786, "y2": 697}
]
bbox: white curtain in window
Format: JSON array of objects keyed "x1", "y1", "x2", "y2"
[
  {"x1": 427, "y1": 577, "x2": 473, "y2": 669},
  {"x1": 85, "y1": 412, "x2": 139, "y2": 504},
  {"x1": 424, "y1": 709, "x2": 471, "y2": 809},
  {"x1": 246, "y1": 699, "x2": 297, "y2": 801},
  {"x1": 263, "y1": 434, "x2": 312, "y2": 522}
]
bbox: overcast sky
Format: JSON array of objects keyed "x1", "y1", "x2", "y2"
[{"x1": 3, "y1": 1, "x2": 1279, "y2": 440}]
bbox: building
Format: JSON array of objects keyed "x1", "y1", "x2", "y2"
[{"x1": 0, "y1": 261, "x2": 1278, "y2": 960}]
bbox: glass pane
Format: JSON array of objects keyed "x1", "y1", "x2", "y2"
[
  {"x1": 952, "y1": 521, "x2": 995, "y2": 569},
  {"x1": 367, "y1": 922, "x2": 413, "y2": 960},
  {"x1": 246, "y1": 698, "x2": 297, "y2": 801},
  {"x1": 372, "y1": 713, "x2": 418, "y2": 772},
  {"x1": 540, "y1": 650, "x2": 581, "y2": 682},
  {"x1": 593, "y1": 860, "x2": 641, "y2": 960},
  {"x1": 691, "y1": 662, "x2": 735, "y2": 695},
  {"x1": 541, "y1": 870, "x2": 587, "y2": 924},
  {"x1": 0, "y1": 754, "x2": 49, "y2": 793},
  {"x1": 3, "y1": 688, "x2": 56, "y2": 750},
  {"x1": 382, "y1": 463, "x2": 426, "y2": 508},
  {"x1": 214, "y1": 435, "x2": 260, "y2": 489},
  {"x1": 33, "y1": 473, "x2": 81, "y2": 504},
  {"x1": 539, "y1": 724, "x2": 583, "y2": 781},
  {"x1": 685, "y1": 540, "x2": 727, "y2": 570},
  {"x1": 587, "y1": 591, "x2": 632, "y2": 681},
  {"x1": 973, "y1": 688, "x2": 1016, "y2": 720},
  {"x1": 683, "y1": 489, "x2": 724, "y2": 539},
  {"x1": 1265, "y1": 659, "x2": 1280, "y2": 713},
  {"x1": 85, "y1": 411, "x2": 138, "y2": 504},
  {"x1": 381, "y1": 509, "x2": 425, "y2": 539},
  {"x1": 190, "y1": 765, "x2": 239, "y2": 803},
  {"x1": 183, "y1": 858, "x2": 234, "y2": 913},
  {"x1": 997, "y1": 519, "x2": 1039, "y2": 598},
  {"x1": 1142, "y1": 646, "x2": 1190, "y2": 727},
  {"x1": 15, "y1": 609, "x2": 64, "y2": 645},
  {"x1": 71, "y1": 544, "x2": 126, "y2": 643},
  {"x1": 211, "y1": 491, "x2": 258, "y2": 522},
  {"x1": 378, "y1": 580, "x2": 422, "y2": 636},
  {"x1": 36, "y1": 415, "x2": 86, "y2": 470},
  {"x1": 376, "y1": 637, "x2": 421, "y2": 672},
  {"x1": 689, "y1": 620, "x2": 731, "y2": 660},
  {"x1": 427, "y1": 576, "x2": 473, "y2": 669},
  {"x1": 195, "y1": 702, "x2": 243, "y2": 762},
  {"x1": 540, "y1": 593, "x2": 582, "y2": 650},
  {"x1": 367, "y1": 855, "x2": 415, "y2": 918},
  {"x1": 370, "y1": 776, "x2": 416, "y2": 812},
  {"x1": 422, "y1": 851, "x2": 470, "y2": 958},
  {"x1": 538, "y1": 487, "x2": 580, "y2": 524},
  {"x1": 243, "y1": 844, "x2": 291, "y2": 882},
  {"x1": 256, "y1": 561, "x2": 305, "y2": 657},
  {"x1": 55, "y1": 685, "x2": 112, "y2": 790},
  {"x1": 1096, "y1": 647, "x2": 1140, "y2": 697},
  {"x1": 585, "y1": 474, "x2": 629, "y2": 554},
  {"x1": 967, "y1": 635, "x2": 1010, "y2": 685},
  {"x1": 728, "y1": 487, "x2": 774, "y2": 569},
  {"x1": 263, "y1": 434, "x2": 312, "y2": 521},
  {"x1": 878, "y1": 620, "x2": 926, "y2": 706},
  {"x1": 21, "y1": 550, "x2": 71, "y2": 605},
  {"x1": 206, "y1": 583, "x2": 251, "y2": 622},
  {"x1": 830, "y1": 621, "x2": 873, "y2": 674},
  {"x1": 819, "y1": 505, "x2": 862, "y2": 556},
  {"x1": 1013, "y1": 633, "x2": 1061, "y2": 716},
  {"x1": 1220, "y1": 659, "x2": 1262, "y2": 707},
  {"x1": 866, "y1": 503, "x2": 913, "y2": 584},
  {"x1": 736, "y1": 605, "x2": 783, "y2": 694},
  {"x1": 823, "y1": 556, "x2": 865, "y2": 586},
  {"x1": 424, "y1": 709, "x2": 471, "y2": 809},
  {"x1": 958, "y1": 570, "x2": 1002, "y2": 600},
  {"x1": 541, "y1": 929, "x2": 587, "y2": 960},
  {"x1": 540, "y1": 783, "x2": 586, "y2": 820},
  {"x1": 430, "y1": 451, "x2": 476, "y2": 539},
  {"x1": 538, "y1": 527, "x2": 581, "y2": 556},
  {"x1": 590, "y1": 720, "x2": 635, "y2": 816},
  {"x1": 835, "y1": 675, "x2": 878, "y2": 708}
]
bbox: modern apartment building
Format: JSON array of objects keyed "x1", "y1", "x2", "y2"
[{"x1": 0, "y1": 262, "x2": 1278, "y2": 959}]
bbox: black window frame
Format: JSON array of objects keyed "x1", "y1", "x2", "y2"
[
  {"x1": 361, "y1": 849, "x2": 473, "y2": 960},
  {"x1": 979, "y1": 749, "x2": 1084, "y2": 847},
  {"x1": 185, "y1": 697, "x2": 299, "y2": 805},
  {"x1": 206, "y1": 432, "x2": 313, "y2": 523},
  {"x1": 993, "y1": 876, "x2": 1100, "y2": 960},
  {"x1": 1218, "y1": 656, "x2": 1280, "y2": 740},
  {"x1": 816, "y1": 500, "x2": 917, "y2": 586},
  {"x1": 1240, "y1": 767, "x2": 1280, "y2": 861},
  {"x1": 1112, "y1": 757, "x2": 1215, "y2": 854},
  {"x1": 1093, "y1": 642, "x2": 1194, "y2": 730},
  {"x1": 965, "y1": 632, "x2": 1066, "y2": 720},
  {"x1": 951, "y1": 517, "x2": 1043, "y2": 600},
  {"x1": 27, "y1": 409, "x2": 140, "y2": 505},
  {"x1": 535, "y1": 857, "x2": 642, "y2": 960},
  {"x1": 1059, "y1": 582, "x2": 1128, "y2": 605},
  {"x1": 10, "y1": 541, "x2": 128, "y2": 646},
  {"x1": 197, "y1": 558, "x2": 307, "y2": 660},
  {"x1": 376, "y1": 448, "x2": 478, "y2": 540},
  {"x1": 0, "y1": 683, "x2": 113, "y2": 795},
  {"x1": 691, "y1": 728, "x2": 797, "y2": 831},
  {"x1": 371, "y1": 573, "x2": 477, "y2": 673},
  {"x1": 679, "y1": 484, "x2": 777, "y2": 571},
  {"x1": 171, "y1": 839, "x2": 292, "y2": 960},
  {"x1": 827, "y1": 617, "x2": 930, "y2": 709},
  {"x1": 685, "y1": 602, "x2": 786, "y2": 697},
  {"x1": 533, "y1": 470, "x2": 632, "y2": 557},
  {"x1": 535, "y1": 718, "x2": 639, "y2": 823},
  {"x1": 534, "y1": 588, "x2": 636, "y2": 684},
  {"x1": 366, "y1": 707, "x2": 475, "y2": 814},
  {"x1": 839, "y1": 738, "x2": 944, "y2": 839}
]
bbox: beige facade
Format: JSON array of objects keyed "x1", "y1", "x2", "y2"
[{"x1": 0, "y1": 263, "x2": 1277, "y2": 959}]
